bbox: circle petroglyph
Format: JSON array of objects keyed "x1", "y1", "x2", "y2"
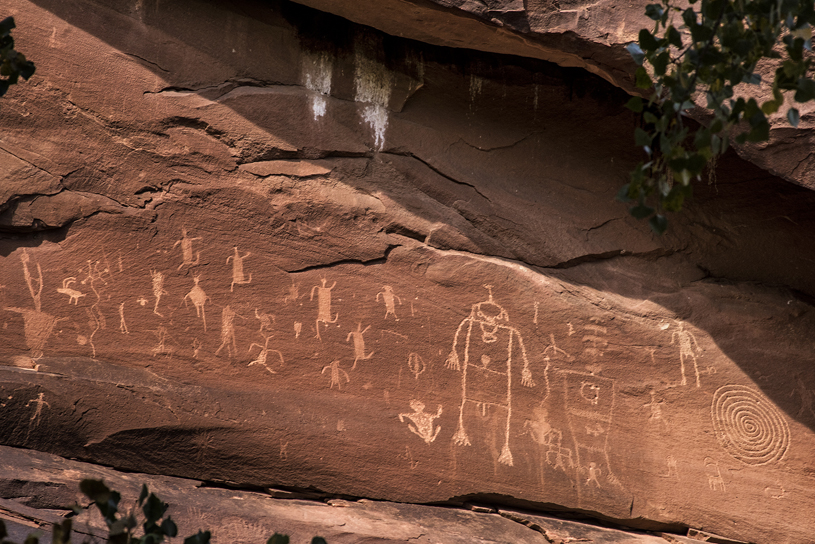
[{"x1": 711, "y1": 385, "x2": 790, "y2": 465}]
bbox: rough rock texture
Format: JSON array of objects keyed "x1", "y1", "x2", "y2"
[
  {"x1": 1, "y1": 1, "x2": 814, "y2": 543},
  {"x1": 1, "y1": 445, "x2": 712, "y2": 544}
]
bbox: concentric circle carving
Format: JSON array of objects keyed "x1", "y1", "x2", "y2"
[{"x1": 711, "y1": 385, "x2": 790, "y2": 465}]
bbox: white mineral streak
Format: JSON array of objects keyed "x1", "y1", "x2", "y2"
[
  {"x1": 302, "y1": 51, "x2": 332, "y2": 120},
  {"x1": 354, "y1": 49, "x2": 392, "y2": 151}
]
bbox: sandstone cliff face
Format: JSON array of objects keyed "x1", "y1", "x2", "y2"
[{"x1": 1, "y1": 1, "x2": 814, "y2": 543}]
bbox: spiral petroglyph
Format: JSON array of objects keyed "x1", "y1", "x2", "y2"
[{"x1": 711, "y1": 385, "x2": 790, "y2": 465}]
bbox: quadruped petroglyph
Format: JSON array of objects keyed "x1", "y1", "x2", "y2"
[
  {"x1": 57, "y1": 278, "x2": 86, "y2": 305},
  {"x1": 445, "y1": 285, "x2": 539, "y2": 467},
  {"x1": 705, "y1": 457, "x2": 726, "y2": 492}
]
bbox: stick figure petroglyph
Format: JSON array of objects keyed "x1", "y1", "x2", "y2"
[
  {"x1": 671, "y1": 320, "x2": 703, "y2": 387},
  {"x1": 346, "y1": 323, "x2": 373, "y2": 369},
  {"x1": 399, "y1": 400, "x2": 442, "y2": 444},
  {"x1": 322, "y1": 359, "x2": 350, "y2": 390},
  {"x1": 310, "y1": 278, "x2": 338, "y2": 340},
  {"x1": 215, "y1": 306, "x2": 243, "y2": 358},
  {"x1": 173, "y1": 228, "x2": 201, "y2": 270},
  {"x1": 705, "y1": 457, "x2": 726, "y2": 492},
  {"x1": 227, "y1": 247, "x2": 252, "y2": 291},
  {"x1": 57, "y1": 277, "x2": 86, "y2": 305},
  {"x1": 445, "y1": 285, "x2": 538, "y2": 466},
  {"x1": 248, "y1": 336, "x2": 285, "y2": 374},
  {"x1": 183, "y1": 276, "x2": 210, "y2": 331},
  {"x1": 150, "y1": 270, "x2": 168, "y2": 317},
  {"x1": 543, "y1": 429, "x2": 574, "y2": 472},
  {"x1": 26, "y1": 392, "x2": 50, "y2": 424},
  {"x1": 118, "y1": 302, "x2": 128, "y2": 334},
  {"x1": 376, "y1": 286, "x2": 401, "y2": 320},
  {"x1": 407, "y1": 353, "x2": 426, "y2": 380},
  {"x1": 586, "y1": 462, "x2": 602, "y2": 488}
]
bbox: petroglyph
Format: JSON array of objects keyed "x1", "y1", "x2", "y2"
[
  {"x1": 711, "y1": 384, "x2": 790, "y2": 465},
  {"x1": 671, "y1": 320, "x2": 703, "y2": 387},
  {"x1": 376, "y1": 286, "x2": 401, "y2": 320},
  {"x1": 662, "y1": 455, "x2": 679, "y2": 480},
  {"x1": 764, "y1": 481, "x2": 786, "y2": 499},
  {"x1": 790, "y1": 375, "x2": 815, "y2": 420},
  {"x1": 192, "y1": 338, "x2": 202, "y2": 359},
  {"x1": 20, "y1": 249, "x2": 43, "y2": 312},
  {"x1": 279, "y1": 441, "x2": 289, "y2": 460},
  {"x1": 284, "y1": 282, "x2": 300, "y2": 304},
  {"x1": 705, "y1": 457, "x2": 726, "y2": 492},
  {"x1": 533, "y1": 301, "x2": 539, "y2": 325},
  {"x1": 407, "y1": 353, "x2": 426, "y2": 380},
  {"x1": 227, "y1": 247, "x2": 252, "y2": 291},
  {"x1": 79, "y1": 259, "x2": 109, "y2": 359},
  {"x1": 446, "y1": 286, "x2": 538, "y2": 466},
  {"x1": 254, "y1": 309, "x2": 275, "y2": 334},
  {"x1": 57, "y1": 278, "x2": 85, "y2": 305},
  {"x1": 183, "y1": 276, "x2": 210, "y2": 331},
  {"x1": 118, "y1": 302, "x2": 128, "y2": 334},
  {"x1": 563, "y1": 371, "x2": 621, "y2": 500},
  {"x1": 310, "y1": 278, "x2": 338, "y2": 340},
  {"x1": 644, "y1": 391, "x2": 668, "y2": 429},
  {"x1": 586, "y1": 462, "x2": 602, "y2": 488},
  {"x1": 215, "y1": 306, "x2": 242, "y2": 358},
  {"x1": 25, "y1": 392, "x2": 49, "y2": 424},
  {"x1": 544, "y1": 429, "x2": 574, "y2": 472},
  {"x1": 399, "y1": 445, "x2": 420, "y2": 469},
  {"x1": 6, "y1": 251, "x2": 62, "y2": 358},
  {"x1": 294, "y1": 322, "x2": 302, "y2": 338},
  {"x1": 151, "y1": 325, "x2": 174, "y2": 357},
  {"x1": 346, "y1": 323, "x2": 373, "y2": 369},
  {"x1": 322, "y1": 359, "x2": 350, "y2": 389},
  {"x1": 173, "y1": 228, "x2": 202, "y2": 270},
  {"x1": 248, "y1": 336, "x2": 285, "y2": 374},
  {"x1": 150, "y1": 270, "x2": 168, "y2": 317},
  {"x1": 399, "y1": 400, "x2": 442, "y2": 444},
  {"x1": 582, "y1": 319, "x2": 608, "y2": 359}
]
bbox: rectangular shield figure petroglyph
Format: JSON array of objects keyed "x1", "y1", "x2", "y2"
[
  {"x1": 173, "y1": 228, "x2": 201, "y2": 270},
  {"x1": 399, "y1": 400, "x2": 442, "y2": 444},
  {"x1": 227, "y1": 247, "x2": 252, "y2": 291},
  {"x1": 562, "y1": 370, "x2": 622, "y2": 500},
  {"x1": 376, "y1": 285, "x2": 401, "y2": 320},
  {"x1": 445, "y1": 286, "x2": 541, "y2": 467},
  {"x1": 322, "y1": 359, "x2": 350, "y2": 389},
  {"x1": 347, "y1": 323, "x2": 373, "y2": 369},
  {"x1": 310, "y1": 278, "x2": 338, "y2": 340}
]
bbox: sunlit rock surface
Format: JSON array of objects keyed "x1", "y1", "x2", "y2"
[{"x1": 1, "y1": 1, "x2": 814, "y2": 542}]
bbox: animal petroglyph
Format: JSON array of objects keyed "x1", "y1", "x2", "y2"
[
  {"x1": 215, "y1": 306, "x2": 242, "y2": 358},
  {"x1": 248, "y1": 336, "x2": 285, "y2": 374},
  {"x1": 150, "y1": 270, "x2": 168, "y2": 317},
  {"x1": 346, "y1": 323, "x2": 373, "y2": 369},
  {"x1": 227, "y1": 247, "x2": 252, "y2": 291},
  {"x1": 563, "y1": 371, "x2": 621, "y2": 500},
  {"x1": 376, "y1": 285, "x2": 401, "y2": 320},
  {"x1": 671, "y1": 320, "x2": 703, "y2": 387},
  {"x1": 183, "y1": 276, "x2": 210, "y2": 331},
  {"x1": 310, "y1": 278, "x2": 338, "y2": 340},
  {"x1": 399, "y1": 400, "x2": 442, "y2": 444},
  {"x1": 705, "y1": 457, "x2": 726, "y2": 492},
  {"x1": 57, "y1": 278, "x2": 86, "y2": 305},
  {"x1": 711, "y1": 384, "x2": 790, "y2": 465},
  {"x1": 173, "y1": 228, "x2": 201, "y2": 270},
  {"x1": 407, "y1": 353, "x2": 426, "y2": 380},
  {"x1": 445, "y1": 286, "x2": 539, "y2": 466},
  {"x1": 322, "y1": 360, "x2": 350, "y2": 390}
]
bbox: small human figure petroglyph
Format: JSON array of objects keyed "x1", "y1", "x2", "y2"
[
  {"x1": 183, "y1": 275, "x2": 210, "y2": 331},
  {"x1": 118, "y1": 302, "x2": 129, "y2": 334},
  {"x1": 150, "y1": 270, "x2": 168, "y2": 317},
  {"x1": 310, "y1": 278, "x2": 338, "y2": 340},
  {"x1": 705, "y1": 457, "x2": 726, "y2": 492},
  {"x1": 544, "y1": 429, "x2": 574, "y2": 471},
  {"x1": 25, "y1": 392, "x2": 50, "y2": 424},
  {"x1": 671, "y1": 319, "x2": 703, "y2": 387},
  {"x1": 407, "y1": 353, "x2": 426, "y2": 380},
  {"x1": 662, "y1": 455, "x2": 679, "y2": 480},
  {"x1": 446, "y1": 285, "x2": 538, "y2": 467},
  {"x1": 280, "y1": 441, "x2": 289, "y2": 460},
  {"x1": 294, "y1": 322, "x2": 302, "y2": 338},
  {"x1": 586, "y1": 462, "x2": 602, "y2": 488},
  {"x1": 192, "y1": 338, "x2": 202, "y2": 359},
  {"x1": 248, "y1": 335, "x2": 285, "y2": 374},
  {"x1": 227, "y1": 247, "x2": 252, "y2": 292},
  {"x1": 322, "y1": 359, "x2": 350, "y2": 389},
  {"x1": 399, "y1": 399, "x2": 442, "y2": 444},
  {"x1": 399, "y1": 446, "x2": 420, "y2": 469},
  {"x1": 57, "y1": 277, "x2": 86, "y2": 305},
  {"x1": 543, "y1": 333, "x2": 572, "y2": 361},
  {"x1": 254, "y1": 309, "x2": 276, "y2": 334},
  {"x1": 284, "y1": 282, "x2": 299, "y2": 304},
  {"x1": 376, "y1": 285, "x2": 401, "y2": 320},
  {"x1": 137, "y1": 296, "x2": 148, "y2": 306},
  {"x1": 215, "y1": 306, "x2": 242, "y2": 358},
  {"x1": 151, "y1": 325, "x2": 174, "y2": 357},
  {"x1": 173, "y1": 228, "x2": 201, "y2": 270},
  {"x1": 346, "y1": 323, "x2": 373, "y2": 369},
  {"x1": 644, "y1": 391, "x2": 668, "y2": 429}
]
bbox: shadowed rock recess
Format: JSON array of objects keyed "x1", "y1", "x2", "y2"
[{"x1": 0, "y1": 1, "x2": 814, "y2": 542}]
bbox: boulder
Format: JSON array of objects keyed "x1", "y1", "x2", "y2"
[{"x1": 0, "y1": 1, "x2": 813, "y2": 543}]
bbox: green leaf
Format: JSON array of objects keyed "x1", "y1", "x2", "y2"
[
  {"x1": 635, "y1": 66, "x2": 653, "y2": 89},
  {"x1": 616, "y1": 183, "x2": 634, "y2": 203},
  {"x1": 143, "y1": 494, "x2": 168, "y2": 525},
  {"x1": 666, "y1": 26, "x2": 683, "y2": 48},
  {"x1": 311, "y1": 538, "x2": 328, "y2": 544},
  {"x1": 625, "y1": 96, "x2": 644, "y2": 113},
  {"x1": 788, "y1": 107, "x2": 800, "y2": 127},
  {"x1": 139, "y1": 485, "x2": 149, "y2": 507},
  {"x1": 161, "y1": 518, "x2": 178, "y2": 538},
  {"x1": 634, "y1": 127, "x2": 652, "y2": 147},
  {"x1": 0, "y1": 519, "x2": 7, "y2": 539},
  {"x1": 184, "y1": 530, "x2": 212, "y2": 544},
  {"x1": 80, "y1": 479, "x2": 112, "y2": 503},
  {"x1": 638, "y1": 29, "x2": 659, "y2": 52},
  {"x1": 267, "y1": 535, "x2": 290, "y2": 544},
  {"x1": 0, "y1": 17, "x2": 15, "y2": 37},
  {"x1": 630, "y1": 203, "x2": 655, "y2": 219},
  {"x1": 649, "y1": 214, "x2": 668, "y2": 235},
  {"x1": 626, "y1": 42, "x2": 645, "y2": 65},
  {"x1": 645, "y1": 3, "x2": 664, "y2": 20}
]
